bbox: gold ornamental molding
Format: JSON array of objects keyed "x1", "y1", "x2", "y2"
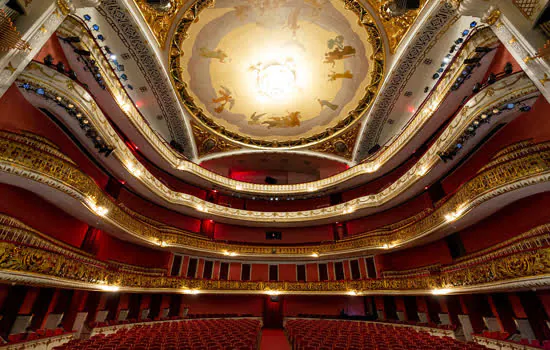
[
  {"x1": 16, "y1": 61, "x2": 539, "y2": 224},
  {"x1": 168, "y1": 0, "x2": 385, "y2": 149},
  {"x1": 132, "y1": 0, "x2": 186, "y2": 47},
  {"x1": 0, "y1": 213, "x2": 550, "y2": 294},
  {"x1": 191, "y1": 121, "x2": 242, "y2": 157},
  {"x1": 130, "y1": 0, "x2": 424, "y2": 53},
  {"x1": 56, "y1": 19, "x2": 497, "y2": 197},
  {"x1": 308, "y1": 123, "x2": 361, "y2": 160},
  {"x1": 1, "y1": 130, "x2": 550, "y2": 258}
]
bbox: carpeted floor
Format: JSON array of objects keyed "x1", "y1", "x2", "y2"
[{"x1": 260, "y1": 328, "x2": 291, "y2": 350}]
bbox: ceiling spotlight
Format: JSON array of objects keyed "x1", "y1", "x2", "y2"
[
  {"x1": 472, "y1": 83, "x2": 481, "y2": 93},
  {"x1": 109, "y1": 54, "x2": 117, "y2": 61}
]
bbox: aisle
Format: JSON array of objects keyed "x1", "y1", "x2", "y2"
[{"x1": 260, "y1": 328, "x2": 291, "y2": 350}]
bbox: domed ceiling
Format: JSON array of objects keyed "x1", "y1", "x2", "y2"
[{"x1": 170, "y1": 0, "x2": 384, "y2": 148}]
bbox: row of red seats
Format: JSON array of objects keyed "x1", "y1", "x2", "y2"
[
  {"x1": 54, "y1": 318, "x2": 261, "y2": 350},
  {"x1": 285, "y1": 319, "x2": 488, "y2": 350}
]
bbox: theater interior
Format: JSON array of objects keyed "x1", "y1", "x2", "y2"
[{"x1": 0, "y1": 0, "x2": 550, "y2": 349}]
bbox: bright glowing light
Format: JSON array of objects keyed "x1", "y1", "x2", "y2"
[
  {"x1": 307, "y1": 186, "x2": 317, "y2": 192},
  {"x1": 382, "y1": 244, "x2": 389, "y2": 249},
  {"x1": 432, "y1": 288, "x2": 452, "y2": 295},
  {"x1": 344, "y1": 207, "x2": 355, "y2": 214},
  {"x1": 222, "y1": 250, "x2": 238, "y2": 256},
  {"x1": 347, "y1": 290, "x2": 358, "y2": 296},
  {"x1": 160, "y1": 241, "x2": 167, "y2": 247},
  {"x1": 235, "y1": 184, "x2": 243, "y2": 191},
  {"x1": 197, "y1": 205, "x2": 207, "y2": 212},
  {"x1": 257, "y1": 63, "x2": 296, "y2": 99},
  {"x1": 417, "y1": 166, "x2": 428, "y2": 176},
  {"x1": 311, "y1": 252, "x2": 319, "y2": 258},
  {"x1": 177, "y1": 163, "x2": 187, "y2": 170},
  {"x1": 100, "y1": 285, "x2": 119, "y2": 292},
  {"x1": 121, "y1": 102, "x2": 131, "y2": 113},
  {"x1": 127, "y1": 163, "x2": 142, "y2": 177},
  {"x1": 183, "y1": 289, "x2": 200, "y2": 295},
  {"x1": 265, "y1": 290, "x2": 281, "y2": 296},
  {"x1": 86, "y1": 197, "x2": 109, "y2": 216},
  {"x1": 110, "y1": 54, "x2": 117, "y2": 60}
]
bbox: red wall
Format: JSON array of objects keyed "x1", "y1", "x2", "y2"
[
  {"x1": 346, "y1": 193, "x2": 432, "y2": 236},
  {"x1": 0, "y1": 184, "x2": 88, "y2": 247},
  {"x1": 251, "y1": 264, "x2": 268, "y2": 281},
  {"x1": 118, "y1": 189, "x2": 202, "y2": 233},
  {"x1": 229, "y1": 262, "x2": 242, "y2": 280},
  {"x1": 376, "y1": 239, "x2": 452, "y2": 273},
  {"x1": 459, "y1": 192, "x2": 550, "y2": 253},
  {"x1": 279, "y1": 264, "x2": 297, "y2": 282},
  {"x1": 94, "y1": 230, "x2": 171, "y2": 270},
  {"x1": 0, "y1": 85, "x2": 109, "y2": 189}
]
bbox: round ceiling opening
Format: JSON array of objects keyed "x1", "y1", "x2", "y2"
[{"x1": 170, "y1": 0, "x2": 384, "y2": 147}]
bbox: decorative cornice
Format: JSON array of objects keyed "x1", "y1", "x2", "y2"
[
  {"x1": 55, "y1": 20, "x2": 501, "y2": 198},
  {"x1": 16, "y1": 66, "x2": 538, "y2": 224},
  {"x1": 1, "y1": 130, "x2": 550, "y2": 258},
  {"x1": 308, "y1": 124, "x2": 361, "y2": 161},
  {"x1": 95, "y1": 1, "x2": 195, "y2": 157},
  {"x1": 0, "y1": 218, "x2": 549, "y2": 294},
  {"x1": 355, "y1": 2, "x2": 459, "y2": 159},
  {"x1": 191, "y1": 121, "x2": 241, "y2": 158}
]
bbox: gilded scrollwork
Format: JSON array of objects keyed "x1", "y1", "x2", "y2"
[
  {"x1": 45, "y1": 22, "x2": 509, "y2": 198},
  {"x1": 1, "y1": 130, "x2": 550, "y2": 259},
  {"x1": 1, "y1": 224, "x2": 549, "y2": 294},
  {"x1": 309, "y1": 124, "x2": 361, "y2": 160},
  {"x1": 191, "y1": 121, "x2": 241, "y2": 157}
]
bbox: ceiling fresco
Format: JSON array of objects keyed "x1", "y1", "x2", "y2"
[{"x1": 169, "y1": 0, "x2": 384, "y2": 148}]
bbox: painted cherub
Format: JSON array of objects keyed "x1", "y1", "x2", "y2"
[
  {"x1": 317, "y1": 98, "x2": 338, "y2": 111},
  {"x1": 212, "y1": 86, "x2": 235, "y2": 113}
]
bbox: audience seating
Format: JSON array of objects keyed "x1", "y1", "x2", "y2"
[
  {"x1": 54, "y1": 318, "x2": 261, "y2": 350},
  {"x1": 285, "y1": 319, "x2": 488, "y2": 350}
]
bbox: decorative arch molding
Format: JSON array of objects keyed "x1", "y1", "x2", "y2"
[
  {"x1": 0, "y1": 129, "x2": 550, "y2": 259},
  {"x1": 57, "y1": 19, "x2": 499, "y2": 198},
  {"x1": 15, "y1": 62, "x2": 539, "y2": 225},
  {"x1": 0, "y1": 214, "x2": 549, "y2": 294}
]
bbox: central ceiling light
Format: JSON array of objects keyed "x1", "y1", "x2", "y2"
[{"x1": 254, "y1": 60, "x2": 297, "y2": 101}]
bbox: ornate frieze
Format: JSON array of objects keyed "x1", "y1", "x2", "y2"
[
  {"x1": 0, "y1": 214, "x2": 549, "y2": 294},
  {"x1": 1, "y1": 130, "x2": 550, "y2": 258},
  {"x1": 45, "y1": 22, "x2": 503, "y2": 197},
  {"x1": 191, "y1": 121, "x2": 241, "y2": 158},
  {"x1": 16, "y1": 65, "x2": 539, "y2": 224}
]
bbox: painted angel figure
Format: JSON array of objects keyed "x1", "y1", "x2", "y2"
[{"x1": 212, "y1": 86, "x2": 235, "y2": 113}]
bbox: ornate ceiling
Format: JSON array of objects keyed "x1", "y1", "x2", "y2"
[
  {"x1": 103, "y1": 0, "x2": 436, "y2": 162},
  {"x1": 168, "y1": 0, "x2": 384, "y2": 149}
]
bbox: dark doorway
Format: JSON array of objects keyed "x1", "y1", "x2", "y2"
[{"x1": 263, "y1": 296, "x2": 284, "y2": 328}]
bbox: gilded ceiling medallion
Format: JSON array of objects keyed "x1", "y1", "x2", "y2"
[
  {"x1": 309, "y1": 123, "x2": 360, "y2": 160},
  {"x1": 191, "y1": 121, "x2": 241, "y2": 157},
  {"x1": 170, "y1": 0, "x2": 384, "y2": 148}
]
